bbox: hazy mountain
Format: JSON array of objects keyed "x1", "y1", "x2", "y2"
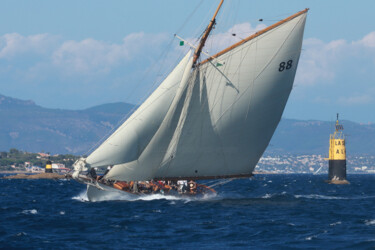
[
  {"x1": 1, "y1": 94, "x2": 374, "y2": 155},
  {"x1": 0, "y1": 94, "x2": 134, "y2": 154},
  {"x1": 268, "y1": 119, "x2": 375, "y2": 155}
]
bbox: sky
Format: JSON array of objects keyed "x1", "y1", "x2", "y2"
[{"x1": 1, "y1": 0, "x2": 375, "y2": 123}]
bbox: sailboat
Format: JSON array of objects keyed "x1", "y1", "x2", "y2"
[{"x1": 72, "y1": 1, "x2": 308, "y2": 201}]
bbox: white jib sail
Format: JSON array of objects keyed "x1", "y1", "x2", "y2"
[
  {"x1": 105, "y1": 12, "x2": 307, "y2": 181},
  {"x1": 85, "y1": 51, "x2": 192, "y2": 168}
]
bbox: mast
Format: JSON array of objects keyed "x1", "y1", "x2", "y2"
[{"x1": 192, "y1": 0, "x2": 224, "y2": 67}]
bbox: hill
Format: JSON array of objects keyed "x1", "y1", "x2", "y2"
[
  {"x1": 268, "y1": 119, "x2": 375, "y2": 155},
  {"x1": 1, "y1": 94, "x2": 374, "y2": 155},
  {"x1": 0, "y1": 94, "x2": 134, "y2": 154}
]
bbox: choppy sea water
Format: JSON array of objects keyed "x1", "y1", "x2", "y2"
[{"x1": 0, "y1": 174, "x2": 374, "y2": 249}]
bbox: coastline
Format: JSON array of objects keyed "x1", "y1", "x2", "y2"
[{"x1": 1, "y1": 172, "x2": 70, "y2": 179}]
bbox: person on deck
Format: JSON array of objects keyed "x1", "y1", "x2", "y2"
[
  {"x1": 188, "y1": 180, "x2": 197, "y2": 194},
  {"x1": 177, "y1": 180, "x2": 187, "y2": 193},
  {"x1": 87, "y1": 167, "x2": 97, "y2": 180}
]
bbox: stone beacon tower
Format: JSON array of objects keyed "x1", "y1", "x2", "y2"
[{"x1": 327, "y1": 114, "x2": 349, "y2": 184}]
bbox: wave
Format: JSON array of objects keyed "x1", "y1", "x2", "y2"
[
  {"x1": 330, "y1": 221, "x2": 342, "y2": 226},
  {"x1": 294, "y1": 194, "x2": 347, "y2": 200},
  {"x1": 261, "y1": 191, "x2": 288, "y2": 199},
  {"x1": 294, "y1": 194, "x2": 375, "y2": 200},
  {"x1": 72, "y1": 190, "x2": 89, "y2": 202},
  {"x1": 21, "y1": 209, "x2": 38, "y2": 214},
  {"x1": 72, "y1": 189, "x2": 217, "y2": 202},
  {"x1": 364, "y1": 219, "x2": 375, "y2": 226}
]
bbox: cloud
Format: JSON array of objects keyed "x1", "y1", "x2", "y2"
[
  {"x1": 0, "y1": 32, "x2": 169, "y2": 77},
  {"x1": 296, "y1": 32, "x2": 375, "y2": 87},
  {"x1": 1, "y1": 27, "x2": 375, "y2": 113},
  {"x1": 337, "y1": 94, "x2": 373, "y2": 106},
  {"x1": 0, "y1": 31, "x2": 172, "y2": 108},
  {"x1": 358, "y1": 31, "x2": 375, "y2": 48},
  {"x1": 52, "y1": 32, "x2": 168, "y2": 75},
  {"x1": 295, "y1": 38, "x2": 347, "y2": 86},
  {"x1": 0, "y1": 33, "x2": 58, "y2": 59},
  {"x1": 206, "y1": 22, "x2": 267, "y2": 54},
  {"x1": 52, "y1": 38, "x2": 127, "y2": 75}
]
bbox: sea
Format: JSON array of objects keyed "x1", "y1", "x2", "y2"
[{"x1": 0, "y1": 174, "x2": 374, "y2": 249}]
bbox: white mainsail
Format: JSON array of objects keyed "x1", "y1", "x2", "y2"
[
  {"x1": 85, "y1": 51, "x2": 192, "y2": 168},
  {"x1": 103, "y1": 10, "x2": 308, "y2": 181}
]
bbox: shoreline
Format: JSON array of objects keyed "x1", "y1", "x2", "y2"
[{"x1": 1, "y1": 172, "x2": 70, "y2": 179}]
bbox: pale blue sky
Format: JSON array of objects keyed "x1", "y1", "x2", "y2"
[{"x1": 1, "y1": 0, "x2": 375, "y2": 122}]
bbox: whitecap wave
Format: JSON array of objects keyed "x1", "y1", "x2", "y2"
[
  {"x1": 330, "y1": 221, "x2": 342, "y2": 226},
  {"x1": 365, "y1": 219, "x2": 375, "y2": 226},
  {"x1": 21, "y1": 209, "x2": 38, "y2": 214},
  {"x1": 262, "y1": 194, "x2": 272, "y2": 199},
  {"x1": 294, "y1": 194, "x2": 347, "y2": 200},
  {"x1": 261, "y1": 191, "x2": 287, "y2": 199},
  {"x1": 72, "y1": 190, "x2": 89, "y2": 202},
  {"x1": 73, "y1": 189, "x2": 216, "y2": 202},
  {"x1": 294, "y1": 194, "x2": 375, "y2": 200},
  {"x1": 305, "y1": 235, "x2": 316, "y2": 241}
]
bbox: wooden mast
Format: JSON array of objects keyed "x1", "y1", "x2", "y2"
[{"x1": 192, "y1": 0, "x2": 224, "y2": 67}]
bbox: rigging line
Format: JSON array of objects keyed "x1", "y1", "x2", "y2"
[
  {"x1": 212, "y1": 15, "x2": 305, "y2": 127},
  {"x1": 252, "y1": 15, "x2": 304, "y2": 82},
  {"x1": 197, "y1": 66, "x2": 230, "y2": 173},
  {"x1": 203, "y1": 47, "x2": 237, "y2": 114},
  {"x1": 264, "y1": 12, "x2": 296, "y2": 20},
  {"x1": 157, "y1": 72, "x2": 195, "y2": 170},
  {"x1": 208, "y1": 178, "x2": 234, "y2": 188},
  {"x1": 245, "y1": 31, "x2": 258, "y2": 120},
  {"x1": 84, "y1": 37, "x2": 179, "y2": 157},
  {"x1": 204, "y1": 19, "x2": 263, "y2": 114},
  {"x1": 189, "y1": 1, "x2": 219, "y2": 48},
  {"x1": 131, "y1": 36, "x2": 179, "y2": 106},
  {"x1": 175, "y1": 0, "x2": 205, "y2": 35},
  {"x1": 193, "y1": 0, "x2": 224, "y2": 66}
]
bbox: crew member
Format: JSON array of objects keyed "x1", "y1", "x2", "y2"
[
  {"x1": 188, "y1": 180, "x2": 197, "y2": 194},
  {"x1": 88, "y1": 167, "x2": 97, "y2": 180}
]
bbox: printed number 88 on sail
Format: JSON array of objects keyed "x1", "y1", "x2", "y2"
[{"x1": 279, "y1": 60, "x2": 293, "y2": 72}]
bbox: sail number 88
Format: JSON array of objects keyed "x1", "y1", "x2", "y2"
[{"x1": 279, "y1": 60, "x2": 293, "y2": 72}]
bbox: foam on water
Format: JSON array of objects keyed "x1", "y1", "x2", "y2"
[
  {"x1": 261, "y1": 191, "x2": 288, "y2": 199},
  {"x1": 294, "y1": 194, "x2": 375, "y2": 200},
  {"x1": 365, "y1": 219, "x2": 375, "y2": 226},
  {"x1": 21, "y1": 209, "x2": 38, "y2": 215},
  {"x1": 72, "y1": 189, "x2": 217, "y2": 203},
  {"x1": 330, "y1": 221, "x2": 342, "y2": 226},
  {"x1": 294, "y1": 194, "x2": 347, "y2": 200},
  {"x1": 72, "y1": 190, "x2": 89, "y2": 202}
]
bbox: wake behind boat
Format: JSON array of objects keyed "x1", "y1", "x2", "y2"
[{"x1": 71, "y1": 1, "x2": 308, "y2": 201}]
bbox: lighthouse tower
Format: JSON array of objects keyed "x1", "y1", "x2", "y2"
[{"x1": 328, "y1": 114, "x2": 349, "y2": 184}]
